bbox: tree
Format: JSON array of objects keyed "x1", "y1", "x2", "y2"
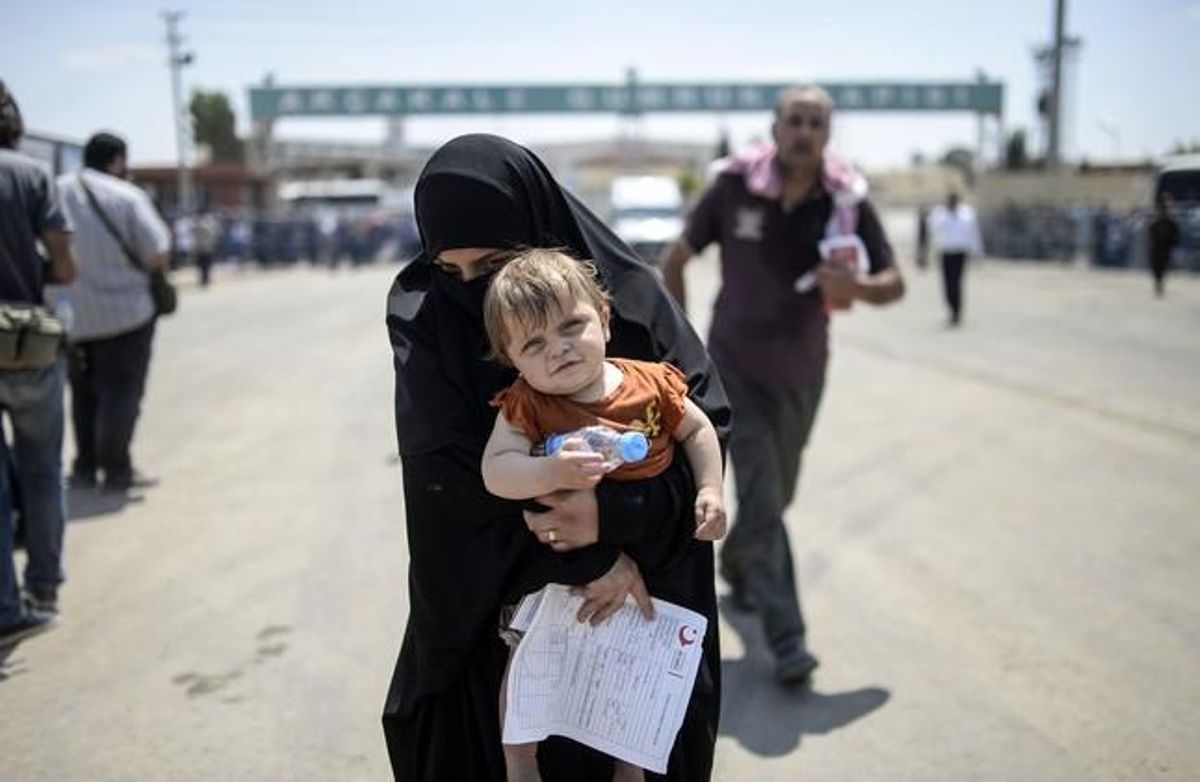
[
  {"x1": 1005, "y1": 129, "x2": 1029, "y2": 170},
  {"x1": 677, "y1": 168, "x2": 701, "y2": 200},
  {"x1": 190, "y1": 89, "x2": 244, "y2": 164},
  {"x1": 940, "y1": 145, "x2": 976, "y2": 186},
  {"x1": 713, "y1": 130, "x2": 731, "y2": 161},
  {"x1": 1170, "y1": 138, "x2": 1200, "y2": 155}
]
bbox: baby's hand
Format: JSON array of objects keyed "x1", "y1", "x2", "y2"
[
  {"x1": 550, "y1": 437, "x2": 608, "y2": 490},
  {"x1": 694, "y1": 487, "x2": 727, "y2": 541}
]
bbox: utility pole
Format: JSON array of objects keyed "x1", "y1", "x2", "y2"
[
  {"x1": 975, "y1": 68, "x2": 988, "y2": 171},
  {"x1": 1047, "y1": 0, "x2": 1066, "y2": 167},
  {"x1": 163, "y1": 11, "x2": 194, "y2": 215}
]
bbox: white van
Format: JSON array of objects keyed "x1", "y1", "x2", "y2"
[
  {"x1": 277, "y1": 178, "x2": 389, "y2": 211},
  {"x1": 608, "y1": 175, "x2": 684, "y2": 264}
]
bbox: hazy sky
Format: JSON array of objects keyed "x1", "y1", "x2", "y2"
[{"x1": 6, "y1": 0, "x2": 1199, "y2": 169}]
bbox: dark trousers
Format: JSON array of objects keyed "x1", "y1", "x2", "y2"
[
  {"x1": 0, "y1": 363, "x2": 67, "y2": 623},
  {"x1": 196, "y1": 251, "x2": 214, "y2": 287},
  {"x1": 1150, "y1": 255, "x2": 1169, "y2": 296},
  {"x1": 940, "y1": 251, "x2": 967, "y2": 323},
  {"x1": 719, "y1": 369, "x2": 825, "y2": 655},
  {"x1": 68, "y1": 319, "x2": 155, "y2": 483}
]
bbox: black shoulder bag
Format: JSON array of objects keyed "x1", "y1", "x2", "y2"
[{"x1": 79, "y1": 176, "x2": 177, "y2": 317}]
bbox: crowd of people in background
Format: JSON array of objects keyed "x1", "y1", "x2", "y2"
[
  {"x1": 977, "y1": 199, "x2": 1199, "y2": 270},
  {"x1": 167, "y1": 198, "x2": 1196, "y2": 282},
  {"x1": 166, "y1": 206, "x2": 421, "y2": 275},
  {"x1": 164, "y1": 194, "x2": 1199, "y2": 288}
]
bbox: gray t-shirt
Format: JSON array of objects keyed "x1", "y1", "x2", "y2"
[{"x1": 0, "y1": 148, "x2": 70, "y2": 303}]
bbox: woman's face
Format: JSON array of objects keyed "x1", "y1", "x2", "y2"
[{"x1": 433, "y1": 247, "x2": 513, "y2": 281}]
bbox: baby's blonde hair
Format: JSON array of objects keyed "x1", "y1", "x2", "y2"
[{"x1": 483, "y1": 248, "x2": 610, "y2": 365}]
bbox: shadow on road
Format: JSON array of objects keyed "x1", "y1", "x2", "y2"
[
  {"x1": 718, "y1": 595, "x2": 890, "y2": 757},
  {"x1": 66, "y1": 485, "x2": 143, "y2": 522},
  {"x1": 0, "y1": 643, "x2": 28, "y2": 683},
  {"x1": 10, "y1": 487, "x2": 141, "y2": 550}
]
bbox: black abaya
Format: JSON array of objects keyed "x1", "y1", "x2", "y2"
[{"x1": 383, "y1": 134, "x2": 730, "y2": 781}]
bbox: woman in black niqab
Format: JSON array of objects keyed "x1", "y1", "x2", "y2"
[{"x1": 383, "y1": 134, "x2": 729, "y2": 781}]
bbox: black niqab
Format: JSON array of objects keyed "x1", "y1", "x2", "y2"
[
  {"x1": 394, "y1": 133, "x2": 727, "y2": 452},
  {"x1": 414, "y1": 133, "x2": 577, "y2": 258}
]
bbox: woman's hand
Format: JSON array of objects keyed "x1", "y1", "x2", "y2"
[
  {"x1": 524, "y1": 488, "x2": 601, "y2": 551},
  {"x1": 570, "y1": 552, "x2": 655, "y2": 625}
]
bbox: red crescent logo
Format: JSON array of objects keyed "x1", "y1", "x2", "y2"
[{"x1": 677, "y1": 625, "x2": 698, "y2": 646}]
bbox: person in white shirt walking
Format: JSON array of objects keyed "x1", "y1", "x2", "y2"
[
  {"x1": 57, "y1": 133, "x2": 170, "y2": 491},
  {"x1": 927, "y1": 191, "x2": 983, "y2": 326}
]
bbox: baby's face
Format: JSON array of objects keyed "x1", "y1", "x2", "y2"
[{"x1": 504, "y1": 294, "x2": 610, "y2": 398}]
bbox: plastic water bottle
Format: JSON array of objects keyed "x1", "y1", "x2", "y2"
[
  {"x1": 542, "y1": 425, "x2": 650, "y2": 467},
  {"x1": 46, "y1": 286, "x2": 74, "y2": 335}
]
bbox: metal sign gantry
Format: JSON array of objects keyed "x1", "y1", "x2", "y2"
[{"x1": 249, "y1": 79, "x2": 1003, "y2": 121}]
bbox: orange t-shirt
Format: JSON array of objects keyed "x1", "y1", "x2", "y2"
[{"x1": 490, "y1": 358, "x2": 689, "y2": 481}]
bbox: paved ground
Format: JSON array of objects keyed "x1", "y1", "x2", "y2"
[{"x1": 1, "y1": 237, "x2": 1198, "y2": 780}]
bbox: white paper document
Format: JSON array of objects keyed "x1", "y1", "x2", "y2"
[
  {"x1": 795, "y1": 233, "x2": 872, "y2": 292},
  {"x1": 503, "y1": 584, "x2": 708, "y2": 774}
]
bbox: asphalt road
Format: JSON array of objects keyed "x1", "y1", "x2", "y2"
[{"x1": 2, "y1": 232, "x2": 1197, "y2": 780}]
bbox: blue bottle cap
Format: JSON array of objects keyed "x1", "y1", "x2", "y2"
[
  {"x1": 544, "y1": 433, "x2": 565, "y2": 455},
  {"x1": 617, "y1": 431, "x2": 650, "y2": 462}
]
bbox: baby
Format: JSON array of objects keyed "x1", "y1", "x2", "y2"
[{"x1": 481, "y1": 247, "x2": 726, "y2": 782}]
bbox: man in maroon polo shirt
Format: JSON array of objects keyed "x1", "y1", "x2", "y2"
[{"x1": 661, "y1": 84, "x2": 905, "y2": 685}]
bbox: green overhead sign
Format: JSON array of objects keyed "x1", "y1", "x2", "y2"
[{"x1": 249, "y1": 81, "x2": 1003, "y2": 121}]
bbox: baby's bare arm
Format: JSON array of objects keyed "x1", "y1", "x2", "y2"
[
  {"x1": 674, "y1": 399, "x2": 727, "y2": 539},
  {"x1": 674, "y1": 399, "x2": 723, "y2": 495}
]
